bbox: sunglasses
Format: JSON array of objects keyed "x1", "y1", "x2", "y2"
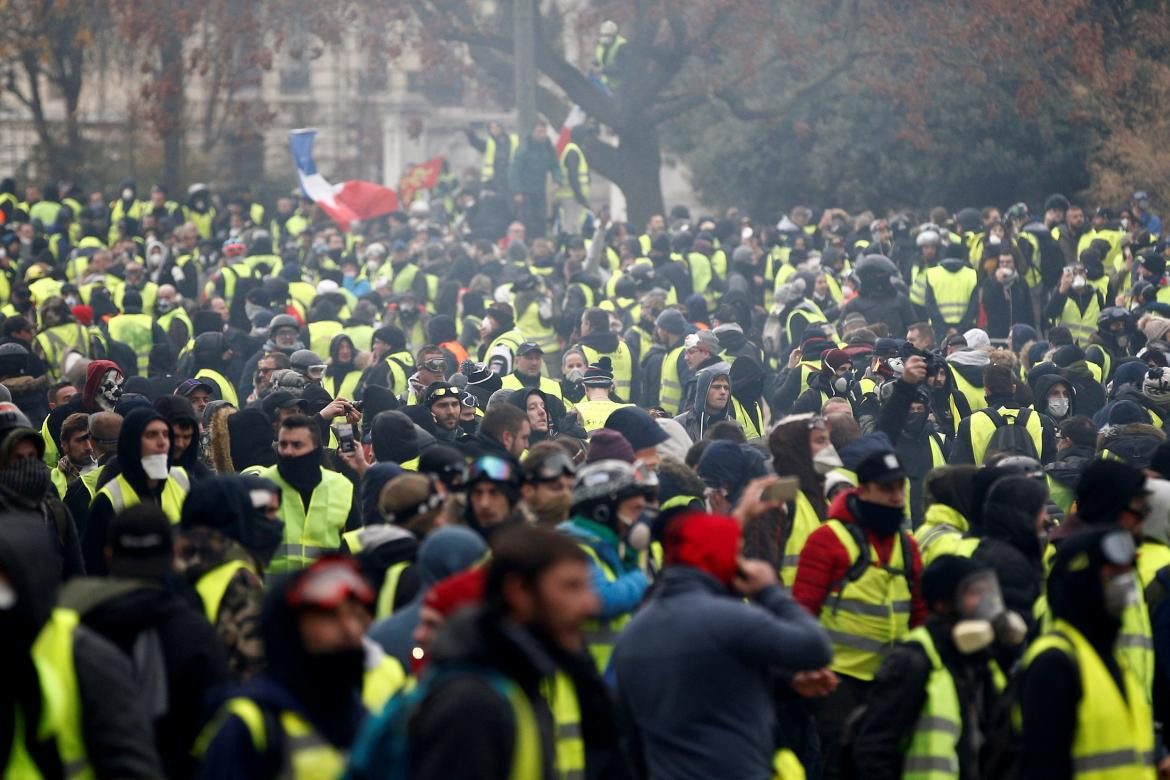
[{"x1": 287, "y1": 556, "x2": 374, "y2": 609}]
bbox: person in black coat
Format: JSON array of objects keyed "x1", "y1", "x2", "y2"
[
  {"x1": 978, "y1": 250, "x2": 1033, "y2": 339},
  {"x1": 840, "y1": 255, "x2": 917, "y2": 339}
]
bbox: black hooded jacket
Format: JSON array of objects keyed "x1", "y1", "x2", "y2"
[
  {"x1": 82, "y1": 407, "x2": 173, "y2": 574},
  {"x1": 0, "y1": 515, "x2": 162, "y2": 777},
  {"x1": 155, "y1": 394, "x2": 212, "y2": 481},
  {"x1": 971, "y1": 477, "x2": 1046, "y2": 633}
]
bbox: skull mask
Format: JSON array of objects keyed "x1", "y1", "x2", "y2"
[{"x1": 96, "y1": 369, "x2": 124, "y2": 411}]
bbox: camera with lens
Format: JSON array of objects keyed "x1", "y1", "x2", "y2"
[{"x1": 899, "y1": 341, "x2": 945, "y2": 377}]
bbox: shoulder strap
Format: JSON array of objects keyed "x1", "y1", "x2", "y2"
[
  {"x1": 1015, "y1": 407, "x2": 1031, "y2": 427},
  {"x1": 982, "y1": 407, "x2": 1005, "y2": 427}
]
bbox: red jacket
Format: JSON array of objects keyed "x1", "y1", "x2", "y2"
[{"x1": 792, "y1": 489, "x2": 927, "y2": 627}]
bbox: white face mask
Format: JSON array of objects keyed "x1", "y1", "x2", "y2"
[
  {"x1": 141, "y1": 453, "x2": 169, "y2": 480},
  {"x1": 812, "y1": 444, "x2": 843, "y2": 475},
  {"x1": 1048, "y1": 397, "x2": 1070, "y2": 418},
  {"x1": 1071, "y1": 275, "x2": 1086, "y2": 290}
]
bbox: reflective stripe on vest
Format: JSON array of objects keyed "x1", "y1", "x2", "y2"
[
  {"x1": 1022, "y1": 620, "x2": 1155, "y2": 780},
  {"x1": 196, "y1": 559, "x2": 256, "y2": 625},
  {"x1": 36, "y1": 323, "x2": 89, "y2": 380},
  {"x1": 514, "y1": 297, "x2": 559, "y2": 354},
  {"x1": 578, "y1": 544, "x2": 632, "y2": 672},
  {"x1": 786, "y1": 306, "x2": 828, "y2": 348},
  {"x1": 260, "y1": 465, "x2": 353, "y2": 573},
  {"x1": 575, "y1": 399, "x2": 632, "y2": 433},
  {"x1": 947, "y1": 367, "x2": 985, "y2": 418},
  {"x1": 96, "y1": 469, "x2": 189, "y2": 523},
  {"x1": 326, "y1": 370, "x2": 362, "y2": 403},
  {"x1": 730, "y1": 396, "x2": 763, "y2": 440},
  {"x1": 195, "y1": 368, "x2": 239, "y2": 407},
  {"x1": 540, "y1": 670, "x2": 585, "y2": 780},
  {"x1": 820, "y1": 520, "x2": 912, "y2": 681},
  {"x1": 481, "y1": 132, "x2": 519, "y2": 182},
  {"x1": 901, "y1": 625, "x2": 961, "y2": 779},
  {"x1": 384, "y1": 350, "x2": 414, "y2": 393},
  {"x1": 28, "y1": 608, "x2": 92, "y2": 779},
  {"x1": 924, "y1": 266, "x2": 978, "y2": 324},
  {"x1": 968, "y1": 407, "x2": 1043, "y2": 465},
  {"x1": 1117, "y1": 579, "x2": 1154, "y2": 703},
  {"x1": 556, "y1": 142, "x2": 590, "y2": 202},
  {"x1": 781, "y1": 491, "x2": 822, "y2": 587},
  {"x1": 205, "y1": 698, "x2": 348, "y2": 778},
  {"x1": 500, "y1": 372, "x2": 565, "y2": 402}
]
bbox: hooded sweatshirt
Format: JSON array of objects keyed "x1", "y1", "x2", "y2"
[
  {"x1": 82, "y1": 407, "x2": 172, "y2": 575},
  {"x1": 675, "y1": 361, "x2": 733, "y2": 441}
]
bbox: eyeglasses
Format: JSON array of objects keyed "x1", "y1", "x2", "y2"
[
  {"x1": 531, "y1": 452, "x2": 576, "y2": 482},
  {"x1": 287, "y1": 556, "x2": 374, "y2": 609},
  {"x1": 468, "y1": 455, "x2": 516, "y2": 484}
]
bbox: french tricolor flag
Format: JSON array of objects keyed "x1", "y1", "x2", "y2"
[
  {"x1": 555, "y1": 105, "x2": 587, "y2": 156},
  {"x1": 289, "y1": 129, "x2": 400, "y2": 232}
]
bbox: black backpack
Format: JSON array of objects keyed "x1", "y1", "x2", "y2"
[{"x1": 982, "y1": 408, "x2": 1039, "y2": 460}]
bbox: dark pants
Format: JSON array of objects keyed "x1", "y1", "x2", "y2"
[
  {"x1": 519, "y1": 190, "x2": 548, "y2": 239},
  {"x1": 812, "y1": 674, "x2": 872, "y2": 780}
]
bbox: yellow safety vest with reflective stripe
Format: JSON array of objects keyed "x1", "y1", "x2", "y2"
[
  {"x1": 819, "y1": 520, "x2": 913, "y2": 681},
  {"x1": 968, "y1": 407, "x2": 1043, "y2": 465},
  {"x1": 575, "y1": 399, "x2": 631, "y2": 433},
  {"x1": 197, "y1": 698, "x2": 347, "y2": 778},
  {"x1": 786, "y1": 306, "x2": 828, "y2": 349},
  {"x1": 687, "y1": 251, "x2": 714, "y2": 297},
  {"x1": 501, "y1": 372, "x2": 565, "y2": 402},
  {"x1": 1059, "y1": 292, "x2": 1103, "y2": 345},
  {"x1": 375, "y1": 561, "x2": 412, "y2": 620},
  {"x1": 540, "y1": 670, "x2": 585, "y2": 780},
  {"x1": 578, "y1": 544, "x2": 632, "y2": 672},
  {"x1": 95, "y1": 468, "x2": 190, "y2": 523},
  {"x1": 488, "y1": 329, "x2": 526, "y2": 366},
  {"x1": 730, "y1": 396, "x2": 763, "y2": 440},
  {"x1": 578, "y1": 341, "x2": 634, "y2": 401},
  {"x1": 260, "y1": 465, "x2": 353, "y2": 573},
  {"x1": 325, "y1": 370, "x2": 362, "y2": 403},
  {"x1": 195, "y1": 368, "x2": 239, "y2": 407},
  {"x1": 946, "y1": 366, "x2": 985, "y2": 417},
  {"x1": 307, "y1": 320, "x2": 343, "y2": 358},
  {"x1": 1137, "y1": 541, "x2": 1170, "y2": 596},
  {"x1": 1022, "y1": 619, "x2": 1155, "y2": 780},
  {"x1": 36, "y1": 323, "x2": 90, "y2": 381},
  {"x1": 556, "y1": 142, "x2": 589, "y2": 202},
  {"x1": 481, "y1": 133, "x2": 519, "y2": 182},
  {"x1": 23, "y1": 608, "x2": 93, "y2": 780},
  {"x1": 157, "y1": 306, "x2": 192, "y2": 345},
  {"x1": 1117, "y1": 577, "x2": 1154, "y2": 704},
  {"x1": 913, "y1": 504, "x2": 970, "y2": 568},
  {"x1": 513, "y1": 297, "x2": 559, "y2": 355},
  {"x1": 901, "y1": 625, "x2": 963, "y2": 779},
  {"x1": 106, "y1": 313, "x2": 154, "y2": 373},
  {"x1": 384, "y1": 350, "x2": 414, "y2": 393},
  {"x1": 195, "y1": 559, "x2": 257, "y2": 625},
  {"x1": 594, "y1": 35, "x2": 627, "y2": 87},
  {"x1": 113, "y1": 283, "x2": 157, "y2": 314},
  {"x1": 659, "y1": 344, "x2": 686, "y2": 415},
  {"x1": 780, "y1": 491, "x2": 822, "y2": 587},
  {"x1": 923, "y1": 265, "x2": 978, "y2": 326}
]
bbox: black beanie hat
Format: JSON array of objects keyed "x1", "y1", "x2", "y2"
[
  {"x1": 922, "y1": 554, "x2": 981, "y2": 610},
  {"x1": 1076, "y1": 460, "x2": 1147, "y2": 526}
]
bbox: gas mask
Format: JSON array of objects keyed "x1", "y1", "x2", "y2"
[
  {"x1": 812, "y1": 444, "x2": 843, "y2": 475},
  {"x1": 952, "y1": 570, "x2": 1027, "y2": 654},
  {"x1": 832, "y1": 370, "x2": 854, "y2": 395},
  {"x1": 620, "y1": 506, "x2": 654, "y2": 553},
  {"x1": 96, "y1": 370, "x2": 124, "y2": 411},
  {"x1": 1104, "y1": 570, "x2": 1138, "y2": 618},
  {"x1": 885, "y1": 356, "x2": 905, "y2": 377}
]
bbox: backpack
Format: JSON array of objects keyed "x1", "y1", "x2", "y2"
[
  {"x1": 344, "y1": 665, "x2": 524, "y2": 780},
  {"x1": 982, "y1": 408, "x2": 1039, "y2": 460}
]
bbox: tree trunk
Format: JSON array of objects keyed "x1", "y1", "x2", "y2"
[
  {"x1": 605, "y1": 124, "x2": 665, "y2": 228},
  {"x1": 160, "y1": 36, "x2": 185, "y2": 192}
]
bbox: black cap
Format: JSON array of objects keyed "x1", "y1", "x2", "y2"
[
  {"x1": 262, "y1": 390, "x2": 308, "y2": 416},
  {"x1": 856, "y1": 450, "x2": 905, "y2": 485},
  {"x1": 516, "y1": 341, "x2": 543, "y2": 356},
  {"x1": 107, "y1": 505, "x2": 174, "y2": 579},
  {"x1": 424, "y1": 382, "x2": 460, "y2": 406},
  {"x1": 605, "y1": 406, "x2": 669, "y2": 452}
]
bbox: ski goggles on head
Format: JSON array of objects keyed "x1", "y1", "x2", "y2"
[
  {"x1": 422, "y1": 358, "x2": 446, "y2": 373},
  {"x1": 530, "y1": 452, "x2": 576, "y2": 483},
  {"x1": 467, "y1": 455, "x2": 517, "y2": 486},
  {"x1": 287, "y1": 555, "x2": 374, "y2": 610},
  {"x1": 426, "y1": 385, "x2": 461, "y2": 403},
  {"x1": 459, "y1": 392, "x2": 477, "y2": 409}
]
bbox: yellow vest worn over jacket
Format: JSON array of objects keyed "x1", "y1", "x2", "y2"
[
  {"x1": 501, "y1": 372, "x2": 564, "y2": 402},
  {"x1": 575, "y1": 398, "x2": 632, "y2": 433},
  {"x1": 913, "y1": 504, "x2": 970, "y2": 568},
  {"x1": 578, "y1": 341, "x2": 634, "y2": 402},
  {"x1": 196, "y1": 697, "x2": 347, "y2": 778},
  {"x1": 106, "y1": 313, "x2": 154, "y2": 373},
  {"x1": 36, "y1": 323, "x2": 90, "y2": 380},
  {"x1": 195, "y1": 559, "x2": 257, "y2": 625},
  {"x1": 577, "y1": 543, "x2": 632, "y2": 673},
  {"x1": 261, "y1": 465, "x2": 353, "y2": 573},
  {"x1": 781, "y1": 491, "x2": 823, "y2": 587},
  {"x1": 556, "y1": 142, "x2": 590, "y2": 202},
  {"x1": 540, "y1": 670, "x2": 585, "y2": 780},
  {"x1": 819, "y1": 520, "x2": 914, "y2": 681},
  {"x1": 1022, "y1": 619, "x2": 1155, "y2": 779},
  {"x1": 658, "y1": 344, "x2": 686, "y2": 416},
  {"x1": 968, "y1": 406, "x2": 1043, "y2": 465},
  {"x1": 195, "y1": 368, "x2": 239, "y2": 407},
  {"x1": 95, "y1": 468, "x2": 190, "y2": 524},
  {"x1": 923, "y1": 265, "x2": 978, "y2": 326},
  {"x1": 1059, "y1": 291, "x2": 1103, "y2": 345},
  {"x1": 481, "y1": 132, "x2": 519, "y2": 182}
]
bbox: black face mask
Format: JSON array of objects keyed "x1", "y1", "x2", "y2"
[
  {"x1": 903, "y1": 411, "x2": 928, "y2": 438},
  {"x1": 246, "y1": 513, "x2": 285, "y2": 567},
  {"x1": 296, "y1": 646, "x2": 365, "y2": 708},
  {"x1": 854, "y1": 497, "x2": 904, "y2": 536},
  {"x1": 278, "y1": 448, "x2": 322, "y2": 490},
  {"x1": 0, "y1": 458, "x2": 50, "y2": 502}
]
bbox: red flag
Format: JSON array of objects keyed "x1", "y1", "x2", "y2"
[{"x1": 398, "y1": 157, "x2": 444, "y2": 207}]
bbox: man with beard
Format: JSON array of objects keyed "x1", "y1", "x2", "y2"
[
  {"x1": 196, "y1": 556, "x2": 376, "y2": 778},
  {"x1": 402, "y1": 525, "x2": 603, "y2": 779},
  {"x1": 83, "y1": 407, "x2": 192, "y2": 574},
  {"x1": 793, "y1": 449, "x2": 926, "y2": 780},
  {"x1": 258, "y1": 414, "x2": 357, "y2": 573},
  {"x1": 49, "y1": 412, "x2": 95, "y2": 497},
  {"x1": 0, "y1": 404, "x2": 85, "y2": 578}
]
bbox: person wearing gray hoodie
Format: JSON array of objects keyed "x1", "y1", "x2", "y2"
[{"x1": 674, "y1": 361, "x2": 736, "y2": 441}]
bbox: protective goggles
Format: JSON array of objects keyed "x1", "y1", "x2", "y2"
[
  {"x1": 422, "y1": 358, "x2": 446, "y2": 372},
  {"x1": 382, "y1": 482, "x2": 445, "y2": 525},
  {"x1": 459, "y1": 392, "x2": 477, "y2": 409},
  {"x1": 427, "y1": 386, "x2": 461, "y2": 403},
  {"x1": 467, "y1": 455, "x2": 516, "y2": 485},
  {"x1": 306, "y1": 364, "x2": 326, "y2": 380},
  {"x1": 530, "y1": 452, "x2": 576, "y2": 482},
  {"x1": 287, "y1": 555, "x2": 374, "y2": 609}
]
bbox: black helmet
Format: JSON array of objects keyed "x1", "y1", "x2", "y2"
[{"x1": 1097, "y1": 306, "x2": 1134, "y2": 333}]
